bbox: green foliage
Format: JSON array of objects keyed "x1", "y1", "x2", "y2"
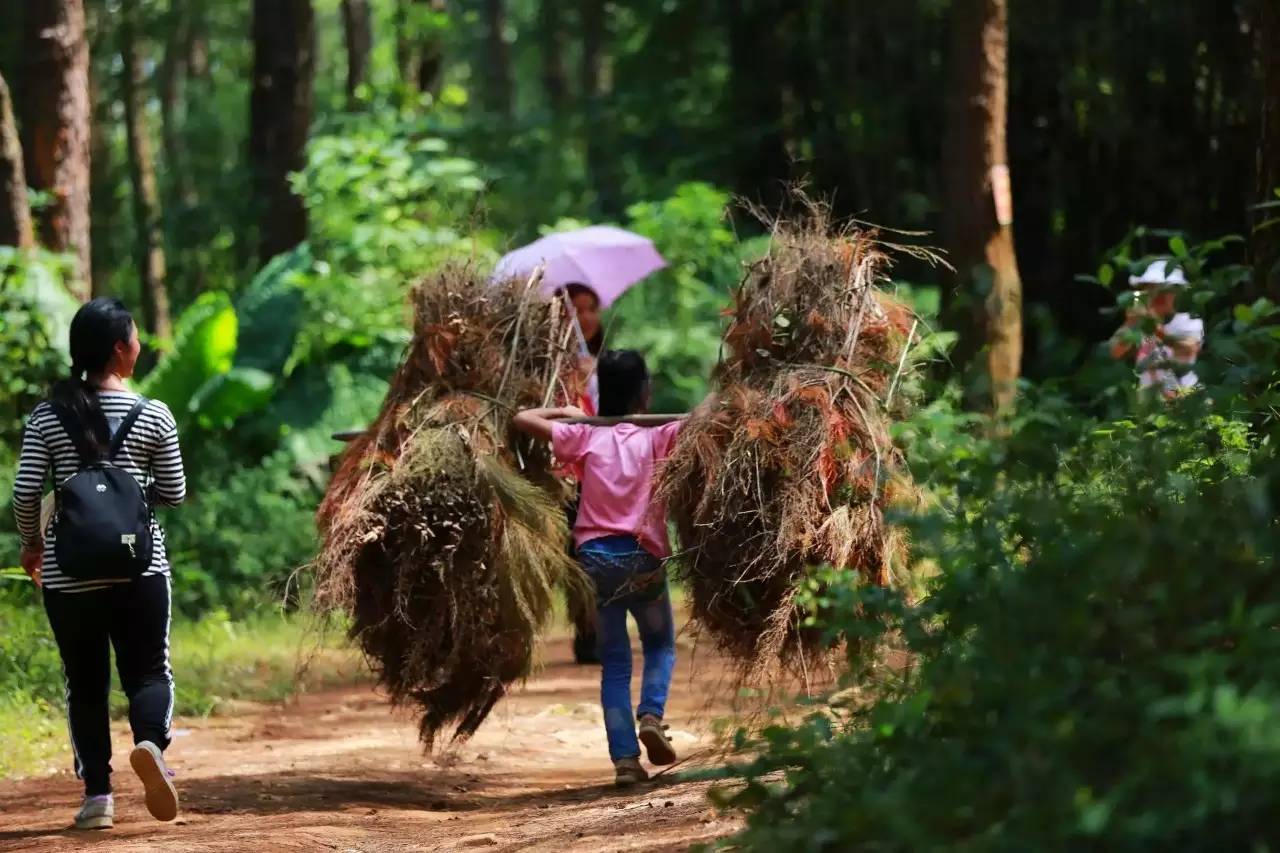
[
  {"x1": 727, "y1": 400, "x2": 1280, "y2": 850},
  {"x1": 0, "y1": 250, "x2": 76, "y2": 447},
  {"x1": 290, "y1": 115, "x2": 491, "y2": 363},
  {"x1": 163, "y1": 448, "x2": 322, "y2": 614},
  {"x1": 136, "y1": 291, "x2": 238, "y2": 424},
  {"x1": 607, "y1": 183, "x2": 761, "y2": 412}
]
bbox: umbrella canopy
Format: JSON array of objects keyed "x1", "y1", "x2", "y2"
[{"x1": 493, "y1": 225, "x2": 667, "y2": 309}]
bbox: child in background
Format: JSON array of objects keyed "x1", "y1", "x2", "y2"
[
  {"x1": 1110, "y1": 260, "x2": 1204, "y2": 398},
  {"x1": 513, "y1": 350, "x2": 681, "y2": 787}
]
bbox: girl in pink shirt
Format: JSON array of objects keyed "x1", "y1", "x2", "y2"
[{"x1": 514, "y1": 350, "x2": 681, "y2": 787}]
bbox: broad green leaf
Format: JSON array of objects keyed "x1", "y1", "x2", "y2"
[
  {"x1": 137, "y1": 292, "x2": 238, "y2": 424},
  {"x1": 189, "y1": 367, "x2": 277, "y2": 429}
]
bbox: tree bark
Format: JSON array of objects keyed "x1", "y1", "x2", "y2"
[
  {"x1": 160, "y1": 0, "x2": 197, "y2": 210},
  {"x1": 250, "y1": 0, "x2": 315, "y2": 263},
  {"x1": 539, "y1": 0, "x2": 568, "y2": 113},
  {"x1": 0, "y1": 71, "x2": 33, "y2": 249},
  {"x1": 21, "y1": 0, "x2": 92, "y2": 298},
  {"x1": 482, "y1": 0, "x2": 514, "y2": 118},
  {"x1": 120, "y1": 0, "x2": 173, "y2": 343},
  {"x1": 1257, "y1": 0, "x2": 1280, "y2": 300},
  {"x1": 187, "y1": 0, "x2": 211, "y2": 81},
  {"x1": 725, "y1": 0, "x2": 790, "y2": 213},
  {"x1": 341, "y1": 0, "x2": 373, "y2": 108},
  {"x1": 942, "y1": 0, "x2": 1023, "y2": 414}
]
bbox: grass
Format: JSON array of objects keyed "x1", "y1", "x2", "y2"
[{"x1": 0, "y1": 584, "x2": 368, "y2": 780}]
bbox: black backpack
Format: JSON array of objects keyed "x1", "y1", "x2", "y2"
[{"x1": 50, "y1": 398, "x2": 154, "y2": 580}]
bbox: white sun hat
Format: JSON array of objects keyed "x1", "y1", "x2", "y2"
[
  {"x1": 1163, "y1": 312, "x2": 1204, "y2": 343},
  {"x1": 1129, "y1": 259, "x2": 1188, "y2": 288}
]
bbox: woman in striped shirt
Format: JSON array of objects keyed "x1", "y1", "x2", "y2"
[{"x1": 13, "y1": 298, "x2": 186, "y2": 830}]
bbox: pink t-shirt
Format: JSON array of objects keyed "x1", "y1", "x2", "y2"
[{"x1": 551, "y1": 421, "x2": 683, "y2": 559}]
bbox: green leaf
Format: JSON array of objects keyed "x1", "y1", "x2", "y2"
[
  {"x1": 137, "y1": 292, "x2": 238, "y2": 425},
  {"x1": 189, "y1": 367, "x2": 277, "y2": 429},
  {"x1": 234, "y1": 245, "x2": 310, "y2": 375}
]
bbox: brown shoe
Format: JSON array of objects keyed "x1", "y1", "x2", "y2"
[
  {"x1": 614, "y1": 757, "x2": 649, "y2": 787},
  {"x1": 638, "y1": 714, "x2": 677, "y2": 766}
]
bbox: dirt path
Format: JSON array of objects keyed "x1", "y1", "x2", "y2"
[{"x1": 0, "y1": 639, "x2": 745, "y2": 853}]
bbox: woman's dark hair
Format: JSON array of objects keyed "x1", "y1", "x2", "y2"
[
  {"x1": 597, "y1": 350, "x2": 649, "y2": 417},
  {"x1": 563, "y1": 283, "x2": 605, "y2": 356},
  {"x1": 50, "y1": 298, "x2": 135, "y2": 458}
]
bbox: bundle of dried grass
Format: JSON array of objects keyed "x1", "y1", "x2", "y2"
[
  {"x1": 313, "y1": 265, "x2": 588, "y2": 747},
  {"x1": 659, "y1": 207, "x2": 929, "y2": 679}
]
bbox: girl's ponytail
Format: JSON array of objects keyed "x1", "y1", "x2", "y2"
[{"x1": 49, "y1": 299, "x2": 135, "y2": 459}]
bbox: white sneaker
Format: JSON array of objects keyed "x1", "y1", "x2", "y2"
[
  {"x1": 129, "y1": 741, "x2": 179, "y2": 822},
  {"x1": 74, "y1": 794, "x2": 114, "y2": 830}
]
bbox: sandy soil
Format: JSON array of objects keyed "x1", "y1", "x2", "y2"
[{"x1": 0, "y1": 639, "x2": 746, "y2": 853}]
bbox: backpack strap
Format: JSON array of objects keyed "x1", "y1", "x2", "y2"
[
  {"x1": 107, "y1": 397, "x2": 151, "y2": 461},
  {"x1": 49, "y1": 403, "x2": 98, "y2": 465}
]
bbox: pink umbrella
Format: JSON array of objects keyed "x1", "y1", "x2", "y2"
[{"x1": 493, "y1": 225, "x2": 667, "y2": 310}]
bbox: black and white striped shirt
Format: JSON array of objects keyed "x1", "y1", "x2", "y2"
[{"x1": 12, "y1": 391, "x2": 186, "y2": 592}]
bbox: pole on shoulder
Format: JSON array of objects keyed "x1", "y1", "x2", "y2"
[{"x1": 329, "y1": 413, "x2": 687, "y2": 443}]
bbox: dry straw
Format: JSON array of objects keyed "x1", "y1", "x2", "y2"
[
  {"x1": 658, "y1": 202, "x2": 935, "y2": 683},
  {"x1": 312, "y1": 264, "x2": 589, "y2": 748}
]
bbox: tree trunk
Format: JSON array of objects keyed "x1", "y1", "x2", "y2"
[
  {"x1": 160, "y1": 0, "x2": 197, "y2": 209},
  {"x1": 1258, "y1": 0, "x2": 1280, "y2": 301},
  {"x1": 725, "y1": 0, "x2": 790, "y2": 213},
  {"x1": 580, "y1": 0, "x2": 619, "y2": 215},
  {"x1": 397, "y1": 0, "x2": 446, "y2": 98},
  {"x1": 87, "y1": 59, "x2": 113, "y2": 295},
  {"x1": 21, "y1": 0, "x2": 92, "y2": 298},
  {"x1": 0, "y1": 71, "x2": 33, "y2": 249},
  {"x1": 482, "y1": 0, "x2": 513, "y2": 118},
  {"x1": 187, "y1": 0, "x2": 211, "y2": 81},
  {"x1": 250, "y1": 0, "x2": 315, "y2": 263},
  {"x1": 539, "y1": 0, "x2": 568, "y2": 114},
  {"x1": 341, "y1": 0, "x2": 373, "y2": 108},
  {"x1": 120, "y1": 0, "x2": 173, "y2": 344},
  {"x1": 942, "y1": 0, "x2": 1023, "y2": 415}
]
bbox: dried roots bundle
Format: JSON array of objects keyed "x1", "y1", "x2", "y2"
[
  {"x1": 659, "y1": 210, "x2": 923, "y2": 678},
  {"x1": 313, "y1": 265, "x2": 587, "y2": 747}
]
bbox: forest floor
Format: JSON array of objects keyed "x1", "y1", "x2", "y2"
[{"x1": 0, "y1": 637, "x2": 749, "y2": 853}]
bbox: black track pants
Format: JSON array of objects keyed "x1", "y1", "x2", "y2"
[{"x1": 43, "y1": 573, "x2": 174, "y2": 796}]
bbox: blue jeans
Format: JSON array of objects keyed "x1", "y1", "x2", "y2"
[{"x1": 578, "y1": 536, "x2": 677, "y2": 762}]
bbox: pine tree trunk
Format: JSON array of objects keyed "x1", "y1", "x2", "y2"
[
  {"x1": 539, "y1": 0, "x2": 568, "y2": 114},
  {"x1": 120, "y1": 0, "x2": 173, "y2": 344},
  {"x1": 160, "y1": 0, "x2": 197, "y2": 210},
  {"x1": 1257, "y1": 0, "x2": 1280, "y2": 301},
  {"x1": 341, "y1": 0, "x2": 373, "y2": 108},
  {"x1": 250, "y1": 0, "x2": 315, "y2": 263},
  {"x1": 0, "y1": 71, "x2": 34, "y2": 250},
  {"x1": 482, "y1": 0, "x2": 513, "y2": 118},
  {"x1": 21, "y1": 0, "x2": 92, "y2": 299},
  {"x1": 942, "y1": 0, "x2": 1023, "y2": 414},
  {"x1": 87, "y1": 60, "x2": 113, "y2": 295}
]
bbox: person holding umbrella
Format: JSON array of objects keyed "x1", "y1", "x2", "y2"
[{"x1": 494, "y1": 227, "x2": 667, "y2": 665}]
